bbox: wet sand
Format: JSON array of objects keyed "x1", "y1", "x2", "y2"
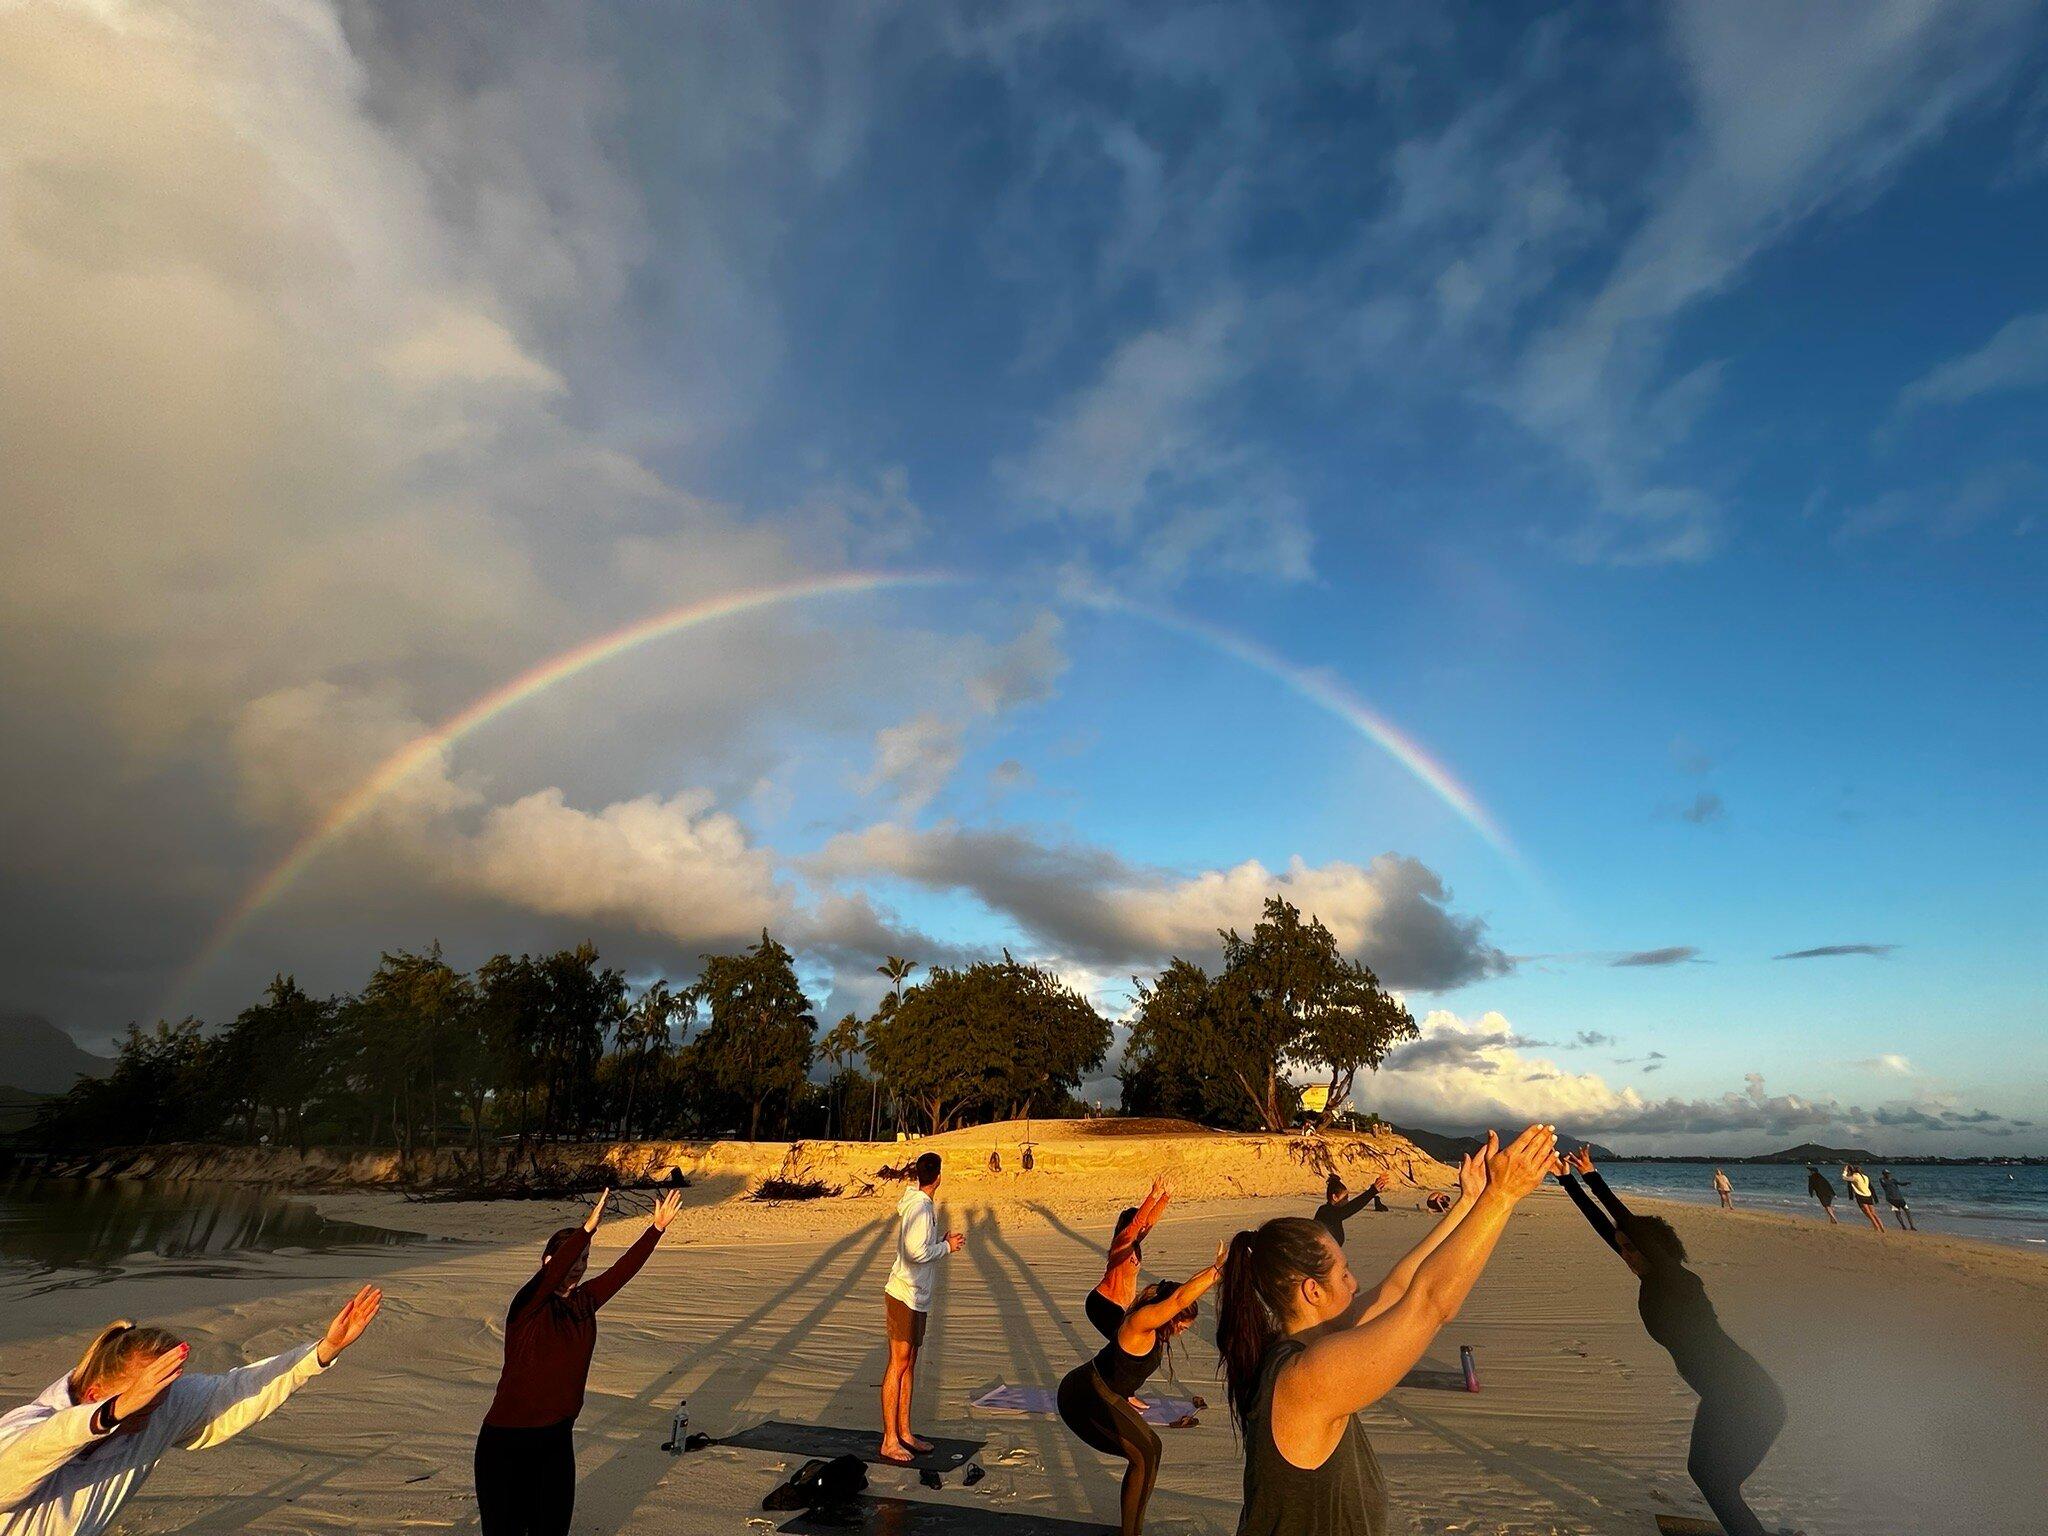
[{"x1": 1, "y1": 1139, "x2": 2043, "y2": 1535}]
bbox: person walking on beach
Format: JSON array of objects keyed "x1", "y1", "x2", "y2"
[
  {"x1": 1713, "y1": 1168, "x2": 1734, "y2": 1210},
  {"x1": 0, "y1": 1286, "x2": 382, "y2": 1536},
  {"x1": 1218, "y1": 1124, "x2": 1558, "y2": 1536},
  {"x1": 1313, "y1": 1173, "x2": 1389, "y2": 1246},
  {"x1": 476, "y1": 1187, "x2": 682, "y2": 1536},
  {"x1": 1805, "y1": 1165, "x2": 1837, "y2": 1224},
  {"x1": 1087, "y1": 1178, "x2": 1171, "y2": 1340},
  {"x1": 1560, "y1": 1148, "x2": 1786, "y2": 1536},
  {"x1": 1879, "y1": 1170, "x2": 1916, "y2": 1231},
  {"x1": 1057, "y1": 1243, "x2": 1224, "y2": 1536},
  {"x1": 1843, "y1": 1165, "x2": 1885, "y2": 1232},
  {"x1": 880, "y1": 1152, "x2": 963, "y2": 1464}
]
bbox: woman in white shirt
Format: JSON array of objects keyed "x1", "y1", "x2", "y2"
[{"x1": 0, "y1": 1285, "x2": 381, "y2": 1536}]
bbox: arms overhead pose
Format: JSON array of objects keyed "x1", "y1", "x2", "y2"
[
  {"x1": 0, "y1": 1285, "x2": 382, "y2": 1536},
  {"x1": 1559, "y1": 1148, "x2": 1787, "y2": 1536},
  {"x1": 1057, "y1": 1241, "x2": 1225, "y2": 1536},
  {"x1": 1312, "y1": 1173, "x2": 1389, "y2": 1246},
  {"x1": 1219, "y1": 1125, "x2": 1558, "y2": 1536},
  {"x1": 476, "y1": 1187, "x2": 682, "y2": 1536},
  {"x1": 1086, "y1": 1177, "x2": 1172, "y2": 1340}
]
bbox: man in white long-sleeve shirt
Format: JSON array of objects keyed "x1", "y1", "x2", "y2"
[
  {"x1": 879, "y1": 1152, "x2": 962, "y2": 1463},
  {"x1": 0, "y1": 1284, "x2": 381, "y2": 1536}
]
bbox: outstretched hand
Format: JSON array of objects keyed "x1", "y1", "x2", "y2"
[
  {"x1": 1485, "y1": 1125, "x2": 1558, "y2": 1202},
  {"x1": 649, "y1": 1190, "x2": 683, "y2": 1233},
  {"x1": 1456, "y1": 1144, "x2": 1489, "y2": 1203},
  {"x1": 1567, "y1": 1146, "x2": 1595, "y2": 1176},
  {"x1": 583, "y1": 1188, "x2": 611, "y2": 1233},
  {"x1": 317, "y1": 1284, "x2": 383, "y2": 1367},
  {"x1": 110, "y1": 1342, "x2": 188, "y2": 1422}
]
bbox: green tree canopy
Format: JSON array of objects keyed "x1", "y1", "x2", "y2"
[{"x1": 690, "y1": 930, "x2": 816, "y2": 1140}]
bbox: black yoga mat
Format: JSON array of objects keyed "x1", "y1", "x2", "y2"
[
  {"x1": 779, "y1": 1495, "x2": 1106, "y2": 1536},
  {"x1": 719, "y1": 1421, "x2": 985, "y2": 1473}
]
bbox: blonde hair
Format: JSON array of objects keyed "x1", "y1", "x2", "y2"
[{"x1": 70, "y1": 1321, "x2": 182, "y2": 1399}]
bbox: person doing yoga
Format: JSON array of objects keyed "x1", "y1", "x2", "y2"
[
  {"x1": 1312, "y1": 1173, "x2": 1388, "y2": 1246},
  {"x1": 476, "y1": 1187, "x2": 682, "y2": 1536},
  {"x1": 1805, "y1": 1165, "x2": 1837, "y2": 1225},
  {"x1": 1219, "y1": 1124, "x2": 1557, "y2": 1536},
  {"x1": 0, "y1": 1285, "x2": 382, "y2": 1536},
  {"x1": 1086, "y1": 1177, "x2": 1171, "y2": 1340},
  {"x1": 1560, "y1": 1148, "x2": 1786, "y2": 1536},
  {"x1": 1056, "y1": 1242, "x2": 1224, "y2": 1536}
]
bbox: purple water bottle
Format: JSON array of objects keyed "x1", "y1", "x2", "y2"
[{"x1": 1459, "y1": 1345, "x2": 1479, "y2": 1392}]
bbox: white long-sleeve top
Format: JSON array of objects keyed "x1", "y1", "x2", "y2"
[
  {"x1": 884, "y1": 1186, "x2": 951, "y2": 1312},
  {"x1": 0, "y1": 1343, "x2": 327, "y2": 1536}
]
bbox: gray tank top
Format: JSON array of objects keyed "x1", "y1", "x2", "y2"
[{"x1": 1238, "y1": 1337, "x2": 1391, "y2": 1536}]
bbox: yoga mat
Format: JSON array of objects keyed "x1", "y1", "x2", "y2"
[
  {"x1": 720, "y1": 1421, "x2": 984, "y2": 1473},
  {"x1": 779, "y1": 1495, "x2": 1106, "y2": 1536},
  {"x1": 967, "y1": 1382, "x2": 1202, "y2": 1426},
  {"x1": 1396, "y1": 1367, "x2": 1472, "y2": 1391}
]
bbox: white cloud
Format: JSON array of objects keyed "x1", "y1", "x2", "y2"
[
  {"x1": 1897, "y1": 308, "x2": 2048, "y2": 413},
  {"x1": 859, "y1": 715, "x2": 968, "y2": 816}
]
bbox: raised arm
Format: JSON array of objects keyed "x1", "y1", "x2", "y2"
[
  {"x1": 1353, "y1": 1153, "x2": 1484, "y2": 1324},
  {"x1": 1584, "y1": 1169, "x2": 1632, "y2": 1225},
  {"x1": 1121, "y1": 1243, "x2": 1226, "y2": 1342},
  {"x1": 1280, "y1": 1127, "x2": 1556, "y2": 1428},
  {"x1": 581, "y1": 1190, "x2": 682, "y2": 1309},
  {"x1": 1107, "y1": 1180, "x2": 1171, "y2": 1266},
  {"x1": 173, "y1": 1285, "x2": 381, "y2": 1451},
  {"x1": 1334, "y1": 1182, "x2": 1383, "y2": 1220},
  {"x1": 1560, "y1": 1173, "x2": 1619, "y2": 1252}
]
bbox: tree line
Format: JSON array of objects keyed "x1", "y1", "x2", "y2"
[{"x1": 31, "y1": 897, "x2": 1415, "y2": 1153}]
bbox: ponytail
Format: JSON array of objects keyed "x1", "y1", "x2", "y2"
[
  {"x1": 1216, "y1": 1217, "x2": 1337, "y2": 1432},
  {"x1": 70, "y1": 1320, "x2": 182, "y2": 1400}
]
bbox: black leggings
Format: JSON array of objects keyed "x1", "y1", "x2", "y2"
[
  {"x1": 475, "y1": 1419, "x2": 575, "y2": 1536},
  {"x1": 1085, "y1": 1287, "x2": 1124, "y2": 1341},
  {"x1": 1056, "y1": 1362, "x2": 1161, "y2": 1536},
  {"x1": 1686, "y1": 1374, "x2": 1787, "y2": 1536}
]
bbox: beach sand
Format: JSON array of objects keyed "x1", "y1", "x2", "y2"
[{"x1": 2, "y1": 1124, "x2": 2042, "y2": 1535}]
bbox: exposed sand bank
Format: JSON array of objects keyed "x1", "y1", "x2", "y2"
[{"x1": 1, "y1": 1124, "x2": 2041, "y2": 1535}]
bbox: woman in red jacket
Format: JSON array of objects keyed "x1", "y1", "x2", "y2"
[{"x1": 475, "y1": 1187, "x2": 682, "y2": 1536}]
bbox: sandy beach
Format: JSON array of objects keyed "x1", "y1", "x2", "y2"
[{"x1": 2, "y1": 1125, "x2": 2043, "y2": 1536}]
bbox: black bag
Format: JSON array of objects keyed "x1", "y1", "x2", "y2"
[{"x1": 761, "y1": 1454, "x2": 869, "y2": 1511}]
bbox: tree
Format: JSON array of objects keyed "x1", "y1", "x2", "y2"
[
  {"x1": 691, "y1": 931, "x2": 816, "y2": 1140},
  {"x1": 613, "y1": 980, "x2": 683, "y2": 1140},
  {"x1": 866, "y1": 958, "x2": 1109, "y2": 1133},
  {"x1": 819, "y1": 1012, "x2": 866, "y2": 1139},
  {"x1": 1120, "y1": 959, "x2": 1269, "y2": 1129},
  {"x1": 219, "y1": 975, "x2": 337, "y2": 1149}
]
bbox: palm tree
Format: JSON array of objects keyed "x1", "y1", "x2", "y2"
[{"x1": 873, "y1": 957, "x2": 917, "y2": 1139}]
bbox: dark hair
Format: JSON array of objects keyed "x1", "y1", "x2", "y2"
[
  {"x1": 1620, "y1": 1213, "x2": 1687, "y2": 1268},
  {"x1": 1135, "y1": 1277, "x2": 1199, "y2": 1330},
  {"x1": 1325, "y1": 1173, "x2": 1346, "y2": 1199},
  {"x1": 914, "y1": 1152, "x2": 942, "y2": 1187},
  {"x1": 1216, "y1": 1217, "x2": 1337, "y2": 1430},
  {"x1": 506, "y1": 1226, "x2": 584, "y2": 1327},
  {"x1": 1112, "y1": 1204, "x2": 1143, "y2": 1258}
]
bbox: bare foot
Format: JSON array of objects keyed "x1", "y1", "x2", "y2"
[
  {"x1": 877, "y1": 1440, "x2": 915, "y2": 1465},
  {"x1": 906, "y1": 1435, "x2": 935, "y2": 1453}
]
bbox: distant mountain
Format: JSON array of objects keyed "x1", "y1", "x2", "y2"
[
  {"x1": 1754, "y1": 1142, "x2": 1883, "y2": 1165},
  {"x1": 0, "y1": 1012, "x2": 112, "y2": 1095},
  {"x1": 1390, "y1": 1123, "x2": 1616, "y2": 1164}
]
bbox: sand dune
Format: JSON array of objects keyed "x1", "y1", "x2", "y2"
[{"x1": 1, "y1": 1124, "x2": 2041, "y2": 1534}]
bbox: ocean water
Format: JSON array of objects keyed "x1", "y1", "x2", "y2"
[
  {"x1": 0, "y1": 1175, "x2": 419, "y2": 1284},
  {"x1": 1593, "y1": 1159, "x2": 2048, "y2": 1250}
]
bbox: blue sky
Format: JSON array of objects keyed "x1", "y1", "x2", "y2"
[{"x1": 2, "y1": 0, "x2": 2043, "y2": 1151}]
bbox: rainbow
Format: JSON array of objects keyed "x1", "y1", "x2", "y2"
[
  {"x1": 1082, "y1": 592, "x2": 1523, "y2": 868},
  {"x1": 167, "y1": 570, "x2": 953, "y2": 1006},
  {"x1": 169, "y1": 571, "x2": 1522, "y2": 1008}
]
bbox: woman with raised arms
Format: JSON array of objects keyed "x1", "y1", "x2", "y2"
[{"x1": 1217, "y1": 1125, "x2": 1558, "y2": 1536}]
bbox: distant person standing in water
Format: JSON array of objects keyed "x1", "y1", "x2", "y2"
[
  {"x1": 0, "y1": 1286, "x2": 382, "y2": 1536},
  {"x1": 1713, "y1": 1168, "x2": 1734, "y2": 1210},
  {"x1": 1313, "y1": 1173, "x2": 1389, "y2": 1246},
  {"x1": 1879, "y1": 1170, "x2": 1916, "y2": 1231},
  {"x1": 880, "y1": 1152, "x2": 963, "y2": 1464},
  {"x1": 1805, "y1": 1165, "x2": 1838, "y2": 1224},
  {"x1": 477, "y1": 1187, "x2": 682, "y2": 1536},
  {"x1": 1843, "y1": 1165, "x2": 1885, "y2": 1232},
  {"x1": 1561, "y1": 1148, "x2": 1787, "y2": 1536}
]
